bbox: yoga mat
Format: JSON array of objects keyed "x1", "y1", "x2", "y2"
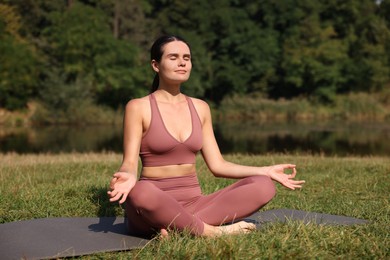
[
  {"x1": 246, "y1": 208, "x2": 369, "y2": 227},
  {"x1": 0, "y1": 217, "x2": 149, "y2": 260},
  {"x1": 0, "y1": 209, "x2": 368, "y2": 260}
]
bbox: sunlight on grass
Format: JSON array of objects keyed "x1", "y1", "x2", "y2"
[{"x1": 0, "y1": 153, "x2": 389, "y2": 259}]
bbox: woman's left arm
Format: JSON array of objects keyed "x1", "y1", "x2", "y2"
[{"x1": 197, "y1": 99, "x2": 305, "y2": 190}]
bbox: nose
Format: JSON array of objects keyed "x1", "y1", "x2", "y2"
[{"x1": 178, "y1": 58, "x2": 186, "y2": 67}]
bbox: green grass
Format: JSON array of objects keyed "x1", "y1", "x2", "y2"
[
  {"x1": 216, "y1": 92, "x2": 390, "y2": 122},
  {"x1": 2, "y1": 92, "x2": 390, "y2": 127},
  {"x1": 0, "y1": 153, "x2": 389, "y2": 259}
]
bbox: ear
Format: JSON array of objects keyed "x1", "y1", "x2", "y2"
[{"x1": 151, "y1": 60, "x2": 159, "y2": 73}]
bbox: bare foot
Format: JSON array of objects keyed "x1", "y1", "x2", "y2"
[
  {"x1": 219, "y1": 221, "x2": 256, "y2": 234},
  {"x1": 159, "y1": 228, "x2": 169, "y2": 239},
  {"x1": 202, "y1": 221, "x2": 256, "y2": 237}
]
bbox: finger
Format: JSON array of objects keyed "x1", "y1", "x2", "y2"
[
  {"x1": 281, "y1": 181, "x2": 295, "y2": 190},
  {"x1": 109, "y1": 176, "x2": 117, "y2": 184},
  {"x1": 290, "y1": 180, "x2": 305, "y2": 184},
  {"x1": 285, "y1": 181, "x2": 304, "y2": 188},
  {"x1": 284, "y1": 164, "x2": 296, "y2": 169},
  {"x1": 108, "y1": 190, "x2": 118, "y2": 198},
  {"x1": 292, "y1": 167, "x2": 297, "y2": 176},
  {"x1": 119, "y1": 192, "x2": 129, "y2": 204},
  {"x1": 283, "y1": 179, "x2": 304, "y2": 190},
  {"x1": 284, "y1": 184, "x2": 295, "y2": 190},
  {"x1": 292, "y1": 184, "x2": 303, "y2": 189},
  {"x1": 109, "y1": 192, "x2": 123, "y2": 202},
  {"x1": 288, "y1": 167, "x2": 297, "y2": 178},
  {"x1": 290, "y1": 181, "x2": 305, "y2": 188},
  {"x1": 112, "y1": 172, "x2": 121, "y2": 178}
]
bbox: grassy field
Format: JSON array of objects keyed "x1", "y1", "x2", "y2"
[{"x1": 0, "y1": 153, "x2": 389, "y2": 259}]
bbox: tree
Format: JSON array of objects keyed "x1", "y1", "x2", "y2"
[
  {"x1": 322, "y1": 0, "x2": 390, "y2": 93},
  {"x1": 257, "y1": 0, "x2": 390, "y2": 101},
  {"x1": 42, "y1": 1, "x2": 148, "y2": 107},
  {"x1": 147, "y1": 0, "x2": 280, "y2": 102},
  {"x1": 85, "y1": 0, "x2": 155, "y2": 49},
  {"x1": 278, "y1": 9, "x2": 348, "y2": 101},
  {"x1": 0, "y1": 3, "x2": 39, "y2": 110}
]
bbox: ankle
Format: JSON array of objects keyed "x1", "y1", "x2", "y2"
[{"x1": 201, "y1": 223, "x2": 221, "y2": 237}]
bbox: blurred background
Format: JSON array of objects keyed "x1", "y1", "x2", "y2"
[{"x1": 0, "y1": 0, "x2": 389, "y2": 156}]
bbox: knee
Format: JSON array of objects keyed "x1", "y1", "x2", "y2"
[
  {"x1": 127, "y1": 182, "x2": 158, "y2": 210},
  {"x1": 251, "y1": 175, "x2": 276, "y2": 203}
]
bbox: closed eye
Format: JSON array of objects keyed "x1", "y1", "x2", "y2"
[{"x1": 166, "y1": 53, "x2": 191, "y2": 61}]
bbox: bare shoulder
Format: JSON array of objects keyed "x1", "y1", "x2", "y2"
[
  {"x1": 125, "y1": 96, "x2": 150, "y2": 113},
  {"x1": 125, "y1": 96, "x2": 150, "y2": 119},
  {"x1": 188, "y1": 97, "x2": 212, "y2": 122},
  {"x1": 189, "y1": 97, "x2": 210, "y2": 112}
]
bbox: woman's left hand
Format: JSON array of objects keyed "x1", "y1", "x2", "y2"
[{"x1": 267, "y1": 164, "x2": 305, "y2": 190}]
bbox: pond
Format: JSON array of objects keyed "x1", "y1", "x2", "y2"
[{"x1": 0, "y1": 121, "x2": 389, "y2": 156}]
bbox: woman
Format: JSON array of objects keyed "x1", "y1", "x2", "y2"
[{"x1": 108, "y1": 35, "x2": 305, "y2": 237}]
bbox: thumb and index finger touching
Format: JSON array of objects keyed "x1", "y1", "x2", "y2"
[{"x1": 282, "y1": 164, "x2": 305, "y2": 184}]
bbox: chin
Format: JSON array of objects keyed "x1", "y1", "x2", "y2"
[{"x1": 171, "y1": 77, "x2": 190, "y2": 84}]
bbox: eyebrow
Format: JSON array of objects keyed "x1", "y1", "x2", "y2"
[{"x1": 166, "y1": 53, "x2": 191, "y2": 58}]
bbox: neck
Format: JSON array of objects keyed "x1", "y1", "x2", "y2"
[{"x1": 154, "y1": 88, "x2": 184, "y2": 103}]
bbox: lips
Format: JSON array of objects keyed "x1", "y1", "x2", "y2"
[{"x1": 175, "y1": 70, "x2": 187, "y2": 74}]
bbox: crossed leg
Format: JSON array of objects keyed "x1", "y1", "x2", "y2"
[
  {"x1": 193, "y1": 175, "x2": 276, "y2": 225},
  {"x1": 125, "y1": 175, "x2": 275, "y2": 237}
]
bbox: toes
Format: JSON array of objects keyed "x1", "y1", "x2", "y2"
[{"x1": 160, "y1": 228, "x2": 169, "y2": 239}]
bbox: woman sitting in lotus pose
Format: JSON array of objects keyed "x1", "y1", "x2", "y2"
[{"x1": 108, "y1": 35, "x2": 305, "y2": 237}]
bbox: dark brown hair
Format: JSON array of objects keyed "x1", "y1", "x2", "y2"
[{"x1": 150, "y1": 35, "x2": 190, "y2": 93}]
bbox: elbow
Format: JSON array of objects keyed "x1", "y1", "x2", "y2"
[
  {"x1": 203, "y1": 151, "x2": 227, "y2": 177},
  {"x1": 207, "y1": 162, "x2": 226, "y2": 178},
  {"x1": 211, "y1": 172, "x2": 225, "y2": 178}
]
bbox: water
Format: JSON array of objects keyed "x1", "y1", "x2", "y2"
[
  {"x1": 0, "y1": 121, "x2": 389, "y2": 156},
  {"x1": 213, "y1": 121, "x2": 390, "y2": 156}
]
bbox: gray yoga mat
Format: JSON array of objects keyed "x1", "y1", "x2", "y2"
[
  {"x1": 0, "y1": 209, "x2": 368, "y2": 260},
  {"x1": 0, "y1": 217, "x2": 149, "y2": 260},
  {"x1": 246, "y1": 208, "x2": 369, "y2": 226}
]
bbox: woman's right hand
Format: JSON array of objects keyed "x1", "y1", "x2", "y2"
[{"x1": 107, "y1": 172, "x2": 137, "y2": 204}]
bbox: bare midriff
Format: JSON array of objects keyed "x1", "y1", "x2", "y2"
[{"x1": 141, "y1": 164, "x2": 196, "y2": 178}]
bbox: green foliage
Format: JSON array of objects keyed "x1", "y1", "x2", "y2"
[
  {"x1": 0, "y1": 35, "x2": 39, "y2": 110},
  {"x1": 342, "y1": 0, "x2": 390, "y2": 93},
  {"x1": 217, "y1": 92, "x2": 390, "y2": 122},
  {"x1": 333, "y1": 92, "x2": 388, "y2": 120},
  {"x1": 42, "y1": 2, "x2": 148, "y2": 107},
  {"x1": 279, "y1": 22, "x2": 349, "y2": 101},
  {"x1": 0, "y1": 3, "x2": 39, "y2": 110},
  {"x1": 1, "y1": 0, "x2": 390, "y2": 112},
  {"x1": 39, "y1": 69, "x2": 93, "y2": 111},
  {"x1": 150, "y1": 0, "x2": 280, "y2": 102},
  {"x1": 31, "y1": 68, "x2": 122, "y2": 125},
  {"x1": 256, "y1": 0, "x2": 390, "y2": 102}
]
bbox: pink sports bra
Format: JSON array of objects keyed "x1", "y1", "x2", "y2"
[{"x1": 139, "y1": 93, "x2": 203, "y2": 167}]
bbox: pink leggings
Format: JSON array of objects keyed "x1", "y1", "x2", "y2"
[{"x1": 125, "y1": 173, "x2": 275, "y2": 237}]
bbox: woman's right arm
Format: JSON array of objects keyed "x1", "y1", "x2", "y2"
[{"x1": 107, "y1": 98, "x2": 145, "y2": 204}]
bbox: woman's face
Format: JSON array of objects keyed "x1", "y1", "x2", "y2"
[{"x1": 152, "y1": 41, "x2": 192, "y2": 85}]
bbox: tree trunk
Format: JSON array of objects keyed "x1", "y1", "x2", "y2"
[
  {"x1": 113, "y1": 0, "x2": 119, "y2": 39},
  {"x1": 67, "y1": 0, "x2": 73, "y2": 9}
]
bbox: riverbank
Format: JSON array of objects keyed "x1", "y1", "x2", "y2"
[
  {"x1": 0, "y1": 153, "x2": 389, "y2": 258},
  {"x1": 1, "y1": 121, "x2": 389, "y2": 156},
  {"x1": 215, "y1": 92, "x2": 390, "y2": 122},
  {"x1": 0, "y1": 101, "x2": 123, "y2": 127},
  {"x1": 1, "y1": 93, "x2": 389, "y2": 127}
]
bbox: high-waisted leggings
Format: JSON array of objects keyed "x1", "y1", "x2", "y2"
[{"x1": 125, "y1": 173, "x2": 276, "y2": 237}]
